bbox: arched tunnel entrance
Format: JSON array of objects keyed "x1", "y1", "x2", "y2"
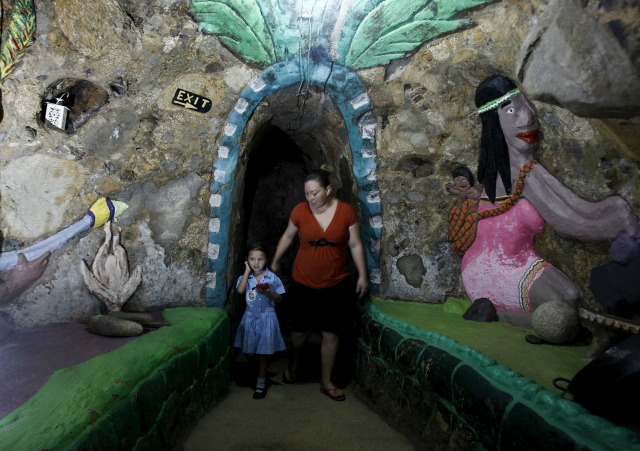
[
  {"x1": 240, "y1": 124, "x2": 359, "y2": 278},
  {"x1": 206, "y1": 58, "x2": 382, "y2": 308},
  {"x1": 233, "y1": 84, "x2": 360, "y2": 284},
  {"x1": 226, "y1": 84, "x2": 362, "y2": 331}
]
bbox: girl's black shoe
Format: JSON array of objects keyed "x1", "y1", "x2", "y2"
[{"x1": 253, "y1": 387, "x2": 266, "y2": 399}]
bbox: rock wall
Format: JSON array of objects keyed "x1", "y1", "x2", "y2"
[
  {"x1": 0, "y1": 0, "x2": 638, "y2": 328},
  {"x1": 366, "y1": 0, "x2": 640, "y2": 303}
]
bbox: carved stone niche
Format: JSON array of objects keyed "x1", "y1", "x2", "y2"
[
  {"x1": 395, "y1": 154, "x2": 434, "y2": 178},
  {"x1": 40, "y1": 78, "x2": 109, "y2": 133}
]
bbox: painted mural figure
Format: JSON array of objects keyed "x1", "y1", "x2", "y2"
[
  {"x1": 446, "y1": 165, "x2": 482, "y2": 207},
  {"x1": 0, "y1": 198, "x2": 132, "y2": 338},
  {"x1": 0, "y1": 251, "x2": 49, "y2": 340},
  {"x1": 455, "y1": 74, "x2": 639, "y2": 343},
  {"x1": 80, "y1": 220, "x2": 142, "y2": 313},
  {"x1": 0, "y1": 252, "x2": 50, "y2": 306}
]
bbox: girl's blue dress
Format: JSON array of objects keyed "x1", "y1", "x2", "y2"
[{"x1": 234, "y1": 269, "x2": 287, "y2": 355}]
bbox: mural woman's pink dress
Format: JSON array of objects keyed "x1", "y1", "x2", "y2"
[{"x1": 461, "y1": 198, "x2": 550, "y2": 311}]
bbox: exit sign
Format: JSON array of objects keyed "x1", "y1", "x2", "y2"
[{"x1": 172, "y1": 89, "x2": 212, "y2": 113}]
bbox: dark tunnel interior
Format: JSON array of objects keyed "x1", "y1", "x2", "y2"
[{"x1": 242, "y1": 125, "x2": 306, "y2": 280}]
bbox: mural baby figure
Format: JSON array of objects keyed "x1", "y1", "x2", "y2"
[
  {"x1": 446, "y1": 165, "x2": 483, "y2": 208},
  {"x1": 453, "y1": 74, "x2": 639, "y2": 344},
  {"x1": 235, "y1": 243, "x2": 286, "y2": 400}
]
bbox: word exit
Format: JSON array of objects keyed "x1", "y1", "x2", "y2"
[{"x1": 172, "y1": 89, "x2": 212, "y2": 113}]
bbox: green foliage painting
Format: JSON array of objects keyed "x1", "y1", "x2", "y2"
[
  {"x1": 0, "y1": 0, "x2": 36, "y2": 83},
  {"x1": 190, "y1": 0, "x2": 496, "y2": 69}
]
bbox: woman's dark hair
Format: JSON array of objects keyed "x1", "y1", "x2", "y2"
[
  {"x1": 451, "y1": 165, "x2": 475, "y2": 187},
  {"x1": 305, "y1": 168, "x2": 331, "y2": 188},
  {"x1": 475, "y1": 74, "x2": 517, "y2": 203}
]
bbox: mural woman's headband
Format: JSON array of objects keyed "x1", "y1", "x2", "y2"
[{"x1": 477, "y1": 88, "x2": 520, "y2": 114}]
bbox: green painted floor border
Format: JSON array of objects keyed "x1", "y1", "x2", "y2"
[
  {"x1": 365, "y1": 299, "x2": 640, "y2": 450},
  {"x1": 0, "y1": 307, "x2": 231, "y2": 450}
]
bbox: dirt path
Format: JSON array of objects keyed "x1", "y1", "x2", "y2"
[{"x1": 177, "y1": 353, "x2": 421, "y2": 451}]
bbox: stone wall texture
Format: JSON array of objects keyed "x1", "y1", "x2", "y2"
[{"x1": 0, "y1": 0, "x2": 638, "y2": 327}]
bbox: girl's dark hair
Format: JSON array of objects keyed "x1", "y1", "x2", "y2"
[
  {"x1": 451, "y1": 165, "x2": 475, "y2": 186},
  {"x1": 475, "y1": 74, "x2": 517, "y2": 203},
  {"x1": 305, "y1": 168, "x2": 331, "y2": 188},
  {"x1": 246, "y1": 242, "x2": 269, "y2": 258}
]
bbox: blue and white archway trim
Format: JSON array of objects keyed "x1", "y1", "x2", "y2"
[{"x1": 206, "y1": 58, "x2": 382, "y2": 307}]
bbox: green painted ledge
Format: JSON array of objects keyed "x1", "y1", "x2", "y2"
[
  {"x1": 371, "y1": 296, "x2": 589, "y2": 392},
  {"x1": 365, "y1": 297, "x2": 640, "y2": 449},
  {"x1": 0, "y1": 307, "x2": 230, "y2": 451}
]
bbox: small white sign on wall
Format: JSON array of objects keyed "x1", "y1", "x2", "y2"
[{"x1": 45, "y1": 93, "x2": 70, "y2": 130}]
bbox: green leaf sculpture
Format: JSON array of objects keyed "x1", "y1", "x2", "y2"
[
  {"x1": 191, "y1": 0, "x2": 278, "y2": 66},
  {"x1": 340, "y1": 0, "x2": 494, "y2": 69},
  {"x1": 190, "y1": 0, "x2": 495, "y2": 70}
]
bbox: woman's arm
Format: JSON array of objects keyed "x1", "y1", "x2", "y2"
[
  {"x1": 0, "y1": 252, "x2": 50, "y2": 305},
  {"x1": 271, "y1": 219, "x2": 298, "y2": 274},
  {"x1": 523, "y1": 165, "x2": 639, "y2": 241},
  {"x1": 348, "y1": 223, "x2": 368, "y2": 298}
]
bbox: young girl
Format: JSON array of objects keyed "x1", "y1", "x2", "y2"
[{"x1": 235, "y1": 244, "x2": 286, "y2": 399}]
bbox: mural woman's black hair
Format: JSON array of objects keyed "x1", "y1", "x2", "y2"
[{"x1": 475, "y1": 74, "x2": 518, "y2": 203}]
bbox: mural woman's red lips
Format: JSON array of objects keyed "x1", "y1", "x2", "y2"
[{"x1": 517, "y1": 130, "x2": 540, "y2": 143}]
